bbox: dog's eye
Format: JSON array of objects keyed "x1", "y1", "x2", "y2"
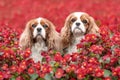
[
  {"x1": 43, "y1": 24, "x2": 48, "y2": 28},
  {"x1": 71, "y1": 18, "x2": 76, "y2": 22},
  {"x1": 82, "y1": 20, "x2": 87, "y2": 24},
  {"x1": 32, "y1": 24, "x2": 37, "y2": 28}
]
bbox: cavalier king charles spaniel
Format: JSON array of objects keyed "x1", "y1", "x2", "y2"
[
  {"x1": 19, "y1": 17, "x2": 62, "y2": 62},
  {"x1": 61, "y1": 12, "x2": 99, "y2": 54}
]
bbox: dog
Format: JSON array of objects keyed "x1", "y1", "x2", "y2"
[
  {"x1": 19, "y1": 17, "x2": 62, "y2": 62},
  {"x1": 61, "y1": 12, "x2": 99, "y2": 54}
]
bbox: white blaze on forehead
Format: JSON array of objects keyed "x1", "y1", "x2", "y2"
[
  {"x1": 73, "y1": 12, "x2": 85, "y2": 18},
  {"x1": 37, "y1": 17, "x2": 42, "y2": 23},
  {"x1": 71, "y1": 12, "x2": 86, "y2": 33},
  {"x1": 33, "y1": 17, "x2": 46, "y2": 39}
]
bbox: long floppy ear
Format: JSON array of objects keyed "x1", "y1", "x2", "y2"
[
  {"x1": 46, "y1": 21, "x2": 62, "y2": 52},
  {"x1": 19, "y1": 22, "x2": 33, "y2": 50},
  {"x1": 60, "y1": 15, "x2": 72, "y2": 48},
  {"x1": 87, "y1": 16, "x2": 99, "y2": 35}
]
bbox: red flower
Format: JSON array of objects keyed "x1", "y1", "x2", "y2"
[
  {"x1": 112, "y1": 66, "x2": 120, "y2": 77},
  {"x1": 84, "y1": 34, "x2": 98, "y2": 43},
  {"x1": 2, "y1": 71, "x2": 11, "y2": 79},
  {"x1": 0, "y1": 72, "x2": 3, "y2": 80},
  {"x1": 93, "y1": 68, "x2": 104, "y2": 77},
  {"x1": 77, "y1": 74, "x2": 85, "y2": 79},
  {"x1": 66, "y1": 67, "x2": 72, "y2": 73},
  {"x1": 77, "y1": 43, "x2": 84, "y2": 49},
  {"x1": 114, "y1": 48, "x2": 120, "y2": 56},
  {"x1": 33, "y1": 62, "x2": 41, "y2": 70},
  {"x1": 99, "y1": 26, "x2": 109, "y2": 38},
  {"x1": 39, "y1": 72, "x2": 46, "y2": 78},
  {"x1": 54, "y1": 52, "x2": 63, "y2": 62},
  {"x1": 111, "y1": 33, "x2": 120, "y2": 45},
  {"x1": 88, "y1": 57, "x2": 99, "y2": 65},
  {"x1": 76, "y1": 68, "x2": 87, "y2": 75},
  {"x1": 70, "y1": 78, "x2": 76, "y2": 80},
  {"x1": 42, "y1": 64, "x2": 52, "y2": 73},
  {"x1": 103, "y1": 77, "x2": 112, "y2": 80},
  {"x1": 63, "y1": 54, "x2": 71, "y2": 62},
  {"x1": 71, "y1": 53, "x2": 79, "y2": 61},
  {"x1": 10, "y1": 65, "x2": 18, "y2": 72},
  {"x1": 70, "y1": 64, "x2": 77, "y2": 72},
  {"x1": 2, "y1": 64, "x2": 8, "y2": 70},
  {"x1": 17, "y1": 61, "x2": 27, "y2": 73},
  {"x1": 28, "y1": 67, "x2": 34, "y2": 74},
  {"x1": 55, "y1": 68, "x2": 64, "y2": 79},
  {"x1": 3, "y1": 51, "x2": 10, "y2": 58},
  {"x1": 89, "y1": 45, "x2": 104, "y2": 54},
  {"x1": 16, "y1": 76, "x2": 24, "y2": 80},
  {"x1": 23, "y1": 49, "x2": 31, "y2": 58},
  {"x1": 110, "y1": 57, "x2": 118, "y2": 65},
  {"x1": 61, "y1": 58, "x2": 67, "y2": 65}
]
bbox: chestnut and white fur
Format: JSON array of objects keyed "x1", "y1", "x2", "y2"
[
  {"x1": 61, "y1": 12, "x2": 99, "y2": 54},
  {"x1": 19, "y1": 17, "x2": 62, "y2": 62}
]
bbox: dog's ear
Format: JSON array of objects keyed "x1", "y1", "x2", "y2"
[
  {"x1": 61, "y1": 14, "x2": 73, "y2": 49},
  {"x1": 19, "y1": 21, "x2": 33, "y2": 50},
  {"x1": 87, "y1": 16, "x2": 99, "y2": 35},
  {"x1": 45, "y1": 19, "x2": 62, "y2": 52}
]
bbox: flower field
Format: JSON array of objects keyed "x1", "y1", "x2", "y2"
[{"x1": 0, "y1": 0, "x2": 120, "y2": 80}]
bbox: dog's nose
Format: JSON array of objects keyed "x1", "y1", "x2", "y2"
[
  {"x1": 37, "y1": 28, "x2": 42, "y2": 32},
  {"x1": 76, "y1": 22, "x2": 80, "y2": 26}
]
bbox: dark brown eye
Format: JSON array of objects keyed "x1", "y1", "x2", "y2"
[
  {"x1": 71, "y1": 18, "x2": 76, "y2": 22},
  {"x1": 82, "y1": 20, "x2": 87, "y2": 24},
  {"x1": 43, "y1": 24, "x2": 48, "y2": 28},
  {"x1": 32, "y1": 24, "x2": 37, "y2": 28}
]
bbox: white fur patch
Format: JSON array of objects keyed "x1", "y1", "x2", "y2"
[
  {"x1": 30, "y1": 41, "x2": 48, "y2": 62},
  {"x1": 67, "y1": 36, "x2": 84, "y2": 54}
]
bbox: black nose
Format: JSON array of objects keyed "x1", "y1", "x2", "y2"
[
  {"x1": 76, "y1": 22, "x2": 80, "y2": 26},
  {"x1": 37, "y1": 28, "x2": 42, "y2": 32}
]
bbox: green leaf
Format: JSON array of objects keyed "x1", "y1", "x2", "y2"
[
  {"x1": 22, "y1": 73, "x2": 30, "y2": 80},
  {"x1": 105, "y1": 57, "x2": 110, "y2": 63},
  {"x1": 37, "y1": 78, "x2": 45, "y2": 80},
  {"x1": 90, "y1": 52, "x2": 96, "y2": 57},
  {"x1": 59, "y1": 78, "x2": 66, "y2": 80},
  {"x1": 54, "y1": 62, "x2": 60, "y2": 68},
  {"x1": 112, "y1": 76, "x2": 118, "y2": 80},
  {"x1": 10, "y1": 72, "x2": 19, "y2": 80},
  {"x1": 84, "y1": 75, "x2": 90, "y2": 80},
  {"x1": 30, "y1": 73, "x2": 38, "y2": 80},
  {"x1": 104, "y1": 69, "x2": 111, "y2": 77},
  {"x1": 95, "y1": 78, "x2": 102, "y2": 80},
  {"x1": 10, "y1": 76, "x2": 16, "y2": 80},
  {"x1": 44, "y1": 73, "x2": 53, "y2": 80}
]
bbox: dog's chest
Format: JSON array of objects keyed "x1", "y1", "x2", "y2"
[
  {"x1": 67, "y1": 36, "x2": 84, "y2": 54},
  {"x1": 30, "y1": 42, "x2": 48, "y2": 62}
]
